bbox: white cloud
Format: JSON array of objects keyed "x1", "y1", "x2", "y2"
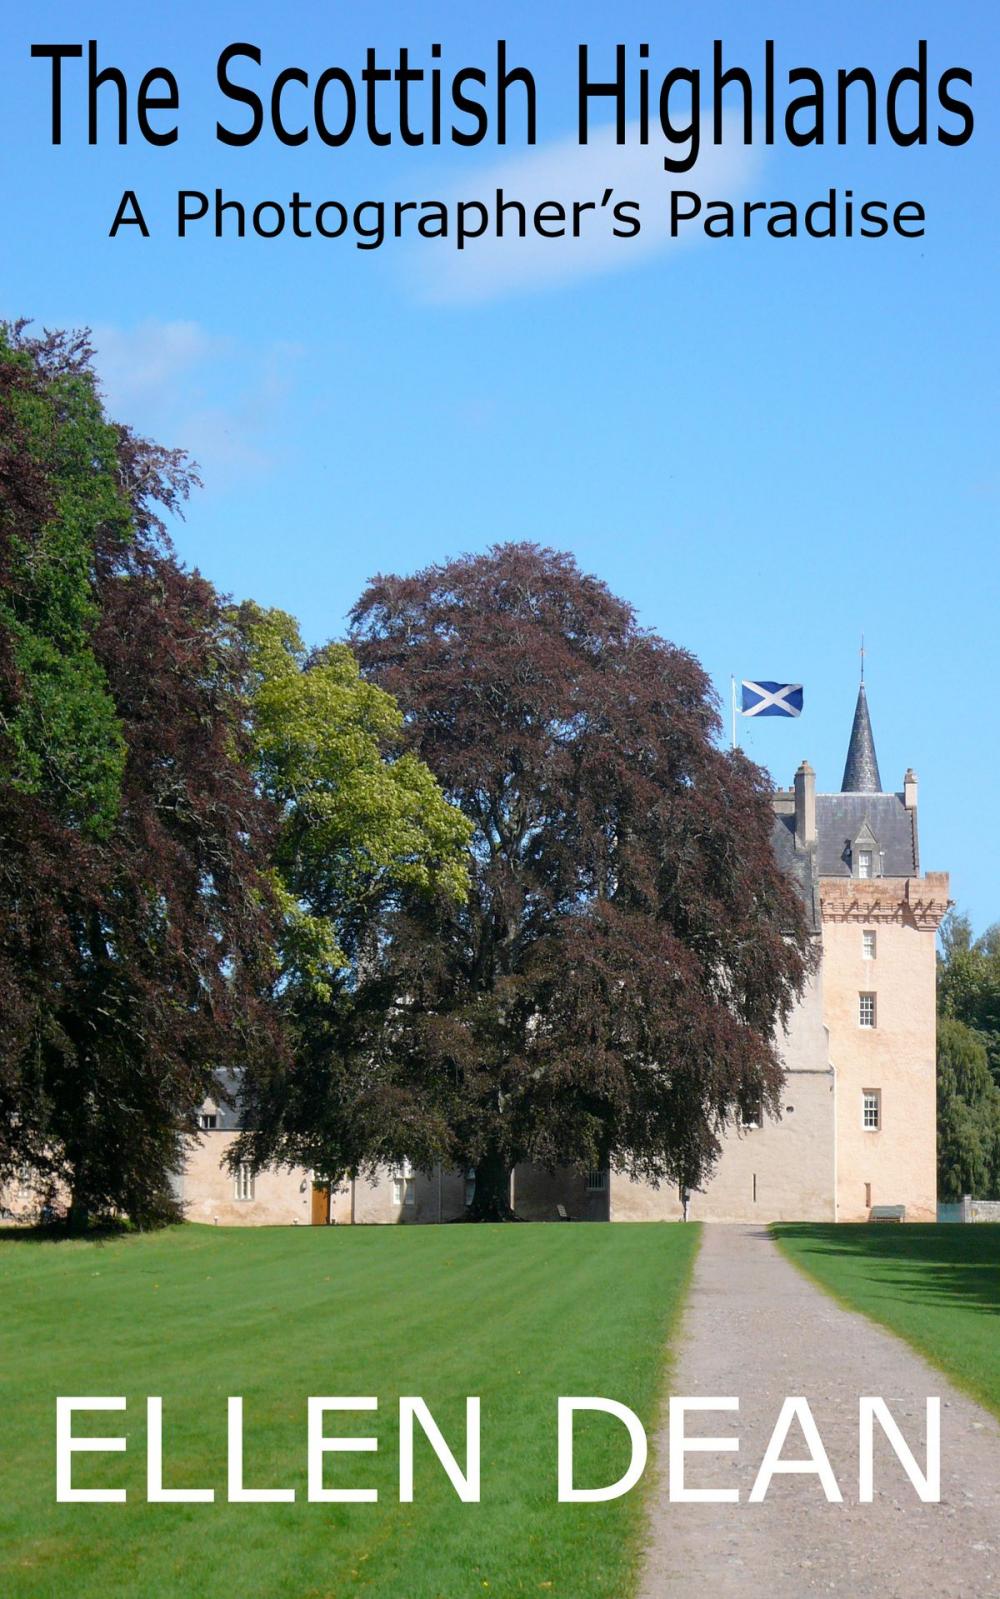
[
  {"x1": 413, "y1": 116, "x2": 761, "y2": 304},
  {"x1": 90, "y1": 319, "x2": 221, "y2": 408},
  {"x1": 90, "y1": 319, "x2": 302, "y2": 485}
]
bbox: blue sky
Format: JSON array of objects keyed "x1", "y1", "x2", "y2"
[{"x1": 2, "y1": 1, "x2": 997, "y2": 927}]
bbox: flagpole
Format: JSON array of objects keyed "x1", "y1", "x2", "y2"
[{"x1": 731, "y1": 676, "x2": 738, "y2": 751}]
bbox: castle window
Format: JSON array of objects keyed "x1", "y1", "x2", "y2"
[
  {"x1": 740, "y1": 1102, "x2": 762, "y2": 1129},
  {"x1": 586, "y1": 1170, "x2": 608, "y2": 1192},
  {"x1": 857, "y1": 850, "x2": 873, "y2": 880},
  {"x1": 862, "y1": 1091, "x2": 881, "y2": 1131},
  {"x1": 862, "y1": 930, "x2": 877, "y2": 960},
  {"x1": 198, "y1": 1112, "x2": 217, "y2": 1130},
  {"x1": 392, "y1": 1164, "x2": 415, "y2": 1206},
  {"x1": 859, "y1": 992, "x2": 876, "y2": 1028},
  {"x1": 234, "y1": 1164, "x2": 255, "y2": 1201}
]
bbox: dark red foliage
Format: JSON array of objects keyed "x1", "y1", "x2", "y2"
[
  {"x1": 0, "y1": 327, "x2": 284, "y2": 1226},
  {"x1": 350, "y1": 543, "x2": 813, "y2": 1215}
]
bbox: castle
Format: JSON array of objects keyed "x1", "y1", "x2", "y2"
[{"x1": 177, "y1": 683, "x2": 949, "y2": 1226}]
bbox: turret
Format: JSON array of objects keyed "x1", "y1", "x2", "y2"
[{"x1": 841, "y1": 683, "x2": 882, "y2": 793}]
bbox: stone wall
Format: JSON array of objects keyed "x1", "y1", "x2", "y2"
[
  {"x1": 177, "y1": 1143, "x2": 471, "y2": 1227},
  {"x1": 820, "y1": 875, "x2": 946, "y2": 1223},
  {"x1": 0, "y1": 1172, "x2": 60, "y2": 1224},
  {"x1": 612, "y1": 960, "x2": 836, "y2": 1223},
  {"x1": 350, "y1": 1167, "x2": 467, "y2": 1224},
  {"x1": 611, "y1": 1068, "x2": 836, "y2": 1223},
  {"x1": 513, "y1": 1164, "x2": 611, "y2": 1221},
  {"x1": 177, "y1": 1131, "x2": 313, "y2": 1226},
  {"x1": 939, "y1": 1197, "x2": 1000, "y2": 1223}
]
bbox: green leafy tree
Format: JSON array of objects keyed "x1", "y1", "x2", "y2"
[
  {"x1": 936, "y1": 1016, "x2": 1000, "y2": 1200},
  {"x1": 0, "y1": 327, "x2": 127, "y2": 832},
  {"x1": 937, "y1": 909, "x2": 1000, "y2": 1199},
  {"x1": 0, "y1": 325, "x2": 283, "y2": 1228},
  {"x1": 231, "y1": 604, "x2": 472, "y2": 1184},
  {"x1": 939, "y1": 909, "x2": 1000, "y2": 1080}
]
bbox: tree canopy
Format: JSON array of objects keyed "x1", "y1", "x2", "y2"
[
  {"x1": 1, "y1": 330, "x2": 820, "y2": 1228},
  {"x1": 938, "y1": 911, "x2": 1000, "y2": 1080},
  {"x1": 348, "y1": 542, "x2": 814, "y2": 1216},
  {"x1": 0, "y1": 324, "x2": 471, "y2": 1227},
  {"x1": 0, "y1": 325, "x2": 282, "y2": 1226},
  {"x1": 937, "y1": 911, "x2": 1000, "y2": 1199},
  {"x1": 229, "y1": 603, "x2": 472, "y2": 1184}
]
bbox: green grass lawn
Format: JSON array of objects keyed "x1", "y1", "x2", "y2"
[
  {"x1": 0, "y1": 1221, "x2": 697, "y2": 1599},
  {"x1": 772, "y1": 1224, "x2": 1000, "y2": 1416}
]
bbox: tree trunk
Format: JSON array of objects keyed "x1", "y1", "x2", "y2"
[
  {"x1": 67, "y1": 1195, "x2": 90, "y2": 1234},
  {"x1": 467, "y1": 1146, "x2": 518, "y2": 1221}
]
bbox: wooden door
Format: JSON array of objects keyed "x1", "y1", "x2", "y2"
[{"x1": 311, "y1": 1183, "x2": 330, "y2": 1225}]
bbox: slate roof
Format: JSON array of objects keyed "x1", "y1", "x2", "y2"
[
  {"x1": 841, "y1": 683, "x2": 882, "y2": 792},
  {"x1": 771, "y1": 765, "x2": 919, "y2": 930},
  {"x1": 201, "y1": 1067, "x2": 243, "y2": 1130},
  {"x1": 814, "y1": 792, "x2": 918, "y2": 878},
  {"x1": 771, "y1": 811, "x2": 820, "y2": 932},
  {"x1": 772, "y1": 681, "x2": 918, "y2": 896}
]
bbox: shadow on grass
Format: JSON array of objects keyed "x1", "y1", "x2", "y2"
[
  {"x1": 0, "y1": 1220, "x2": 140, "y2": 1246},
  {"x1": 773, "y1": 1223, "x2": 1000, "y2": 1319}
]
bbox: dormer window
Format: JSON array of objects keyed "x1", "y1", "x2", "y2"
[{"x1": 850, "y1": 820, "x2": 880, "y2": 880}]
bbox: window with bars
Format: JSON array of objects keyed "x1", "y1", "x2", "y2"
[
  {"x1": 586, "y1": 1170, "x2": 608, "y2": 1192},
  {"x1": 234, "y1": 1164, "x2": 255, "y2": 1201},
  {"x1": 862, "y1": 1091, "x2": 881, "y2": 1131},
  {"x1": 859, "y1": 992, "x2": 876, "y2": 1028},
  {"x1": 862, "y1": 930, "x2": 877, "y2": 961}
]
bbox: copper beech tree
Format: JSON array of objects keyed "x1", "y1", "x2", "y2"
[{"x1": 350, "y1": 544, "x2": 814, "y2": 1218}]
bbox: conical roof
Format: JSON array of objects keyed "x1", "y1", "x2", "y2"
[{"x1": 841, "y1": 683, "x2": 882, "y2": 792}]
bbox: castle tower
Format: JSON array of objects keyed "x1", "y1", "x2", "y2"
[{"x1": 819, "y1": 682, "x2": 949, "y2": 1221}]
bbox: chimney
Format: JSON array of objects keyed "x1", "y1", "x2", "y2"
[
  {"x1": 794, "y1": 760, "x2": 816, "y2": 847},
  {"x1": 903, "y1": 768, "x2": 918, "y2": 810}
]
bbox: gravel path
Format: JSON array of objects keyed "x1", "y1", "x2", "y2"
[{"x1": 638, "y1": 1224, "x2": 1000, "y2": 1598}]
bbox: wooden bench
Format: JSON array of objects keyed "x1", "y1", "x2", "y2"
[{"x1": 869, "y1": 1205, "x2": 906, "y2": 1223}]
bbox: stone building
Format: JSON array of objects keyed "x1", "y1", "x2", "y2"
[{"x1": 175, "y1": 684, "x2": 948, "y2": 1226}]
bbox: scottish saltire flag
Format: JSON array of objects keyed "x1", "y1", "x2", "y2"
[{"x1": 741, "y1": 681, "x2": 804, "y2": 718}]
